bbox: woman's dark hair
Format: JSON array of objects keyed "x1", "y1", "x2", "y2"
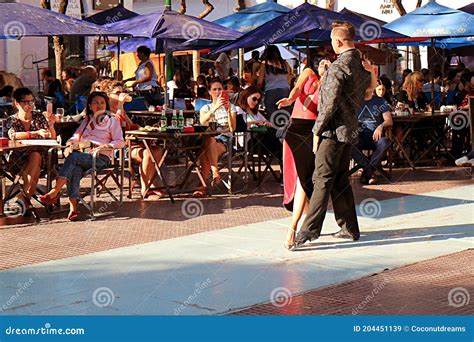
[
  {"x1": 196, "y1": 74, "x2": 207, "y2": 86},
  {"x1": 226, "y1": 76, "x2": 240, "y2": 90},
  {"x1": 208, "y1": 77, "x2": 223, "y2": 88},
  {"x1": 0, "y1": 85, "x2": 14, "y2": 97},
  {"x1": 262, "y1": 45, "x2": 287, "y2": 75},
  {"x1": 196, "y1": 87, "x2": 208, "y2": 99},
  {"x1": 238, "y1": 85, "x2": 263, "y2": 114},
  {"x1": 85, "y1": 91, "x2": 110, "y2": 118},
  {"x1": 42, "y1": 69, "x2": 54, "y2": 78},
  {"x1": 12, "y1": 87, "x2": 33, "y2": 103},
  {"x1": 137, "y1": 46, "x2": 151, "y2": 57}
]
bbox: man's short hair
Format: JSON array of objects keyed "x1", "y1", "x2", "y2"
[
  {"x1": 331, "y1": 21, "x2": 355, "y2": 41},
  {"x1": 83, "y1": 66, "x2": 97, "y2": 76},
  {"x1": 137, "y1": 45, "x2": 151, "y2": 57}
]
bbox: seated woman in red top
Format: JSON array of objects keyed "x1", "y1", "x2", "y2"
[{"x1": 277, "y1": 58, "x2": 331, "y2": 249}]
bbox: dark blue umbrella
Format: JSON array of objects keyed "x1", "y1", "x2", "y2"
[
  {"x1": 84, "y1": 5, "x2": 138, "y2": 26},
  {"x1": 104, "y1": 8, "x2": 241, "y2": 41},
  {"x1": 104, "y1": 8, "x2": 242, "y2": 53},
  {"x1": 214, "y1": 1, "x2": 290, "y2": 33},
  {"x1": 340, "y1": 8, "x2": 387, "y2": 26},
  {"x1": 0, "y1": 2, "x2": 122, "y2": 38},
  {"x1": 214, "y1": 3, "x2": 410, "y2": 54},
  {"x1": 384, "y1": 1, "x2": 474, "y2": 38},
  {"x1": 459, "y1": 3, "x2": 474, "y2": 14}
]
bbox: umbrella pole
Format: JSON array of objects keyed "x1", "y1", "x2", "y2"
[
  {"x1": 238, "y1": 48, "x2": 244, "y2": 80},
  {"x1": 117, "y1": 37, "x2": 121, "y2": 80},
  {"x1": 305, "y1": 32, "x2": 310, "y2": 65},
  {"x1": 162, "y1": 40, "x2": 169, "y2": 109},
  {"x1": 431, "y1": 38, "x2": 435, "y2": 115}
]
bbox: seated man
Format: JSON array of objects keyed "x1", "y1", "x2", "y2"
[{"x1": 352, "y1": 83, "x2": 393, "y2": 185}]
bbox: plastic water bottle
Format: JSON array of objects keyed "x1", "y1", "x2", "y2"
[
  {"x1": 178, "y1": 110, "x2": 184, "y2": 130},
  {"x1": 171, "y1": 110, "x2": 178, "y2": 129}
]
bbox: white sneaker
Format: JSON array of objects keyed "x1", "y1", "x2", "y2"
[
  {"x1": 455, "y1": 156, "x2": 469, "y2": 166},
  {"x1": 467, "y1": 159, "x2": 474, "y2": 167}
]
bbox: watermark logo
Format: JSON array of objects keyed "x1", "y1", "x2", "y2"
[
  {"x1": 1, "y1": 278, "x2": 34, "y2": 312},
  {"x1": 359, "y1": 21, "x2": 382, "y2": 41},
  {"x1": 448, "y1": 110, "x2": 469, "y2": 130},
  {"x1": 4, "y1": 21, "x2": 26, "y2": 39},
  {"x1": 352, "y1": 277, "x2": 388, "y2": 315},
  {"x1": 92, "y1": 287, "x2": 115, "y2": 308},
  {"x1": 448, "y1": 287, "x2": 470, "y2": 308},
  {"x1": 174, "y1": 278, "x2": 212, "y2": 315},
  {"x1": 270, "y1": 287, "x2": 292, "y2": 307},
  {"x1": 181, "y1": 199, "x2": 204, "y2": 219},
  {"x1": 182, "y1": 22, "x2": 204, "y2": 41},
  {"x1": 269, "y1": 109, "x2": 290, "y2": 131},
  {"x1": 91, "y1": 110, "x2": 114, "y2": 130},
  {"x1": 4, "y1": 198, "x2": 26, "y2": 218},
  {"x1": 359, "y1": 198, "x2": 382, "y2": 218}
]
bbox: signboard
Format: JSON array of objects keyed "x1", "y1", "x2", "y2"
[
  {"x1": 51, "y1": 0, "x2": 82, "y2": 19},
  {"x1": 93, "y1": 0, "x2": 122, "y2": 11},
  {"x1": 380, "y1": 0, "x2": 394, "y2": 15}
]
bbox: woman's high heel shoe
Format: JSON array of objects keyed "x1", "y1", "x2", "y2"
[
  {"x1": 39, "y1": 193, "x2": 59, "y2": 205},
  {"x1": 284, "y1": 228, "x2": 296, "y2": 250}
]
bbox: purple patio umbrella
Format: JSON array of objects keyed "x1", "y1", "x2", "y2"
[{"x1": 0, "y1": 2, "x2": 123, "y2": 38}]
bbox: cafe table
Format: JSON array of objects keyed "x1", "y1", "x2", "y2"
[
  {"x1": 391, "y1": 111, "x2": 452, "y2": 169},
  {"x1": 125, "y1": 128, "x2": 223, "y2": 202}
]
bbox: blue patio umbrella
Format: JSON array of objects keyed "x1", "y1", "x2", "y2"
[
  {"x1": 103, "y1": 8, "x2": 242, "y2": 53},
  {"x1": 84, "y1": 5, "x2": 138, "y2": 26},
  {"x1": 0, "y1": 2, "x2": 123, "y2": 38},
  {"x1": 383, "y1": 1, "x2": 474, "y2": 38},
  {"x1": 214, "y1": 1, "x2": 290, "y2": 33},
  {"x1": 214, "y1": 3, "x2": 410, "y2": 54}
]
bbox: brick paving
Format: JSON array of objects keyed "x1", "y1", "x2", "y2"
[
  {"x1": 0, "y1": 166, "x2": 472, "y2": 271},
  {"x1": 230, "y1": 250, "x2": 474, "y2": 316}
]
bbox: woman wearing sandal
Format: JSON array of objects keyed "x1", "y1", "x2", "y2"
[
  {"x1": 107, "y1": 82, "x2": 164, "y2": 198},
  {"x1": 195, "y1": 78, "x2": 237, "y2": 197},
  {"x1": 276, "y1": 58, "x2": 331, "y2": 249},
  {"x1": 39, "y1": 92, "x2": 125, "y2": 221},
  {"x1": 7, "y1": 87, "x2": 56, "y2": 214}
]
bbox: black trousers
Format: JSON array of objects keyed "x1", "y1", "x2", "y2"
[{"x1": 299, "y1": 137, "x2": 360, "y2": 239}]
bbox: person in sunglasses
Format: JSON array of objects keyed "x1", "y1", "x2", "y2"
[
  {"x1": 6, "y1": 87, "x2": 56, "y2": 213},
  {"x1": 238, "y1": 85, "x2": 282, "y2": 160}
]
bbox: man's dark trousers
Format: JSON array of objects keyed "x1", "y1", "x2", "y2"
[{"x1": 299, "y1": 137, "x2": 360, "y2": 239}]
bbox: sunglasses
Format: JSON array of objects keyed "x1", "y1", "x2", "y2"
[
  {"x1": 19, "y1": 100, "x2": 35, "y2": 106},
  {"x1": 250, "y1": 96, "x2": 261, "y2": 102}
]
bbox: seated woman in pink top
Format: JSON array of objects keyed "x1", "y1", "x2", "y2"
[
  {"x1": 107, "y1": 81, "x2": 164, "y2": 198},
  {"x1": 277, "y1": 58, "x2": 331, "y2": 249},
  {"x1": 39, "y1": 92, "x2": 125, "y2": 221}
]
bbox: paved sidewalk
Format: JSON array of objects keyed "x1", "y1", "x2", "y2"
[
  {"x1": 0, "y1": 166, "x2": 471, "y2": 271},
  {"x1": 230, "y1": 250, "x2": 474, "y2": 315},
  {"x1": 0, "y1": 182, "x2": 472, "y2": 315}
]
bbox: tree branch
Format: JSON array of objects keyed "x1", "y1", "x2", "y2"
[
  {"x1": 391, "y1": 0, "x2": 407, "y2": 16},
  {"x1": 198, "y1": 0, "x2": 214, "y2": 19}
]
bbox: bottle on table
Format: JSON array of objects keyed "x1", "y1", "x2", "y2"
[
  {"x1": 178, "y1": 110, "x2": 184, "y2": 129},
  {"x1": 171, "y1": 110, "x2": 178, "y2": 129},
  {"x1": 160, "y1": 109, "x2": 167, "y2": 132}
]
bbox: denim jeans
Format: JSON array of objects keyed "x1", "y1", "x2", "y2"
[
  {"x1": 352, "y1": 129, "x2": 391, "y2": 177},
  {"x1": 58, "y1": 151, "x2": 110, "y2": 199}
]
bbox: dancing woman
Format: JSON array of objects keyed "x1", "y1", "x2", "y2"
[{"x1": 276, "y1": 58, "x2": 331, "y2": 249}]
